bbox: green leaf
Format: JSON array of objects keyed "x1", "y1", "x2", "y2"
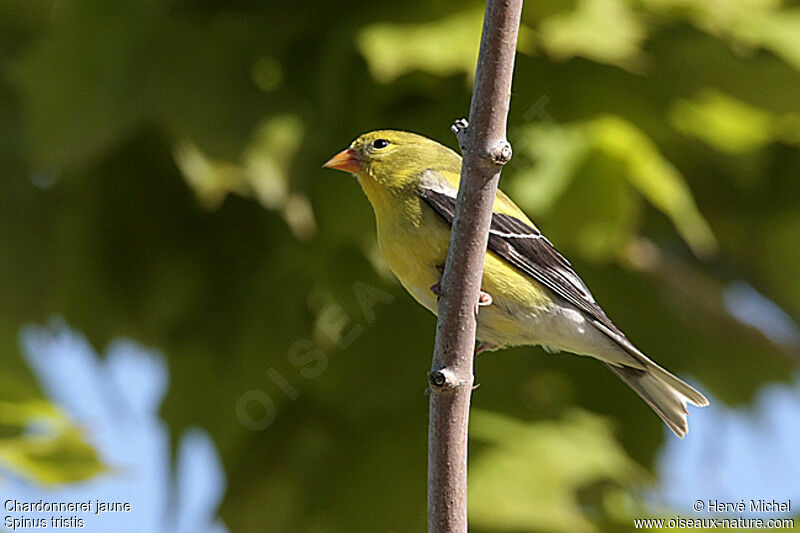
[
  {"x1": 643, "y1": 0, "x2": 800, "y2": 73},
  {"x1": 511, "y1": 116, "x2": 717, "y2": 259},
  {"x1": 670, "y1": 89, "x2": 776, "y2": 153},
  {"x1": 538, "y1": 0, "x2": 647, "y2": 71},
  {"x1": 469, "y1": 409, "x2": 643, "y2": 532},
  {"x1": 509, "y1": 123, "x2": 589, "y2": 216},
  {"x1": 357, "y1": 10, "x2": 484, "y2": 83},
  {"x1": 588, "y1": 115, "x2": 718, "y2": 258},
  {"x1": 0, "y1": 400, "x2": 104, "y2": 484},
  {"x1": 174, "y1": 114, "x2": 316, "y2": 239},
  {"x1": 670, "y1": 88, "x2": 800, "y2": 154}
]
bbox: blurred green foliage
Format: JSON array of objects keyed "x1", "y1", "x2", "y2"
[
  {"x1": 2, "y1": 0, "x2": 800, "y2": 531},
  {"x1": 469, "y1": 409, "x2": 643, "y2": 532},
  {"x1": 0, "y1": 400, "x2": 103, "y2": 484}
]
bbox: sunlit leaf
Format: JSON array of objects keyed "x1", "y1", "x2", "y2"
[
  {"x1": 469, "y1": 409, "x2": 643, "y2": 532},
  {"x1": 510, "y1": 123, "x2": 589, "y2": 216},
  {"x1": 243, "y1": 114, "x2": 303, "y2": 210},
  {"x1": 588, "y1": 115, "x2": 718, "y2": 258},
  {"x1": 511, "y1": 117, "x2": 717, "y2": 259},
  {"x1": 670, "y1": 89, "x2": 775, "y2": 153},
  {"x1": 756, "y1": 9, "x2": 800, "y2": 72},
  {"x1": 643, "y1": 0, "x2": 800, "y2": 72},
  {"x1": 357, "y1": 9, "x2": 483, "y2": 83},
  {"x1": 539, "y1": 0, "x2": 647, "y2": 71},
  {"x1": 0, "y1": 400, "x2": 104, "y2": 484},
  {"x1": 670, "y1": 88, "x2": 800, "y2": 154},
  {"x1": 173, "y1": 141, "x2": 249, "y2": 209},
  {"x1": 174, "y1": 114, "x2": 316, "y2": 239}
]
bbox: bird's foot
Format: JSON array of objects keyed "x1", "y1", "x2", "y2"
[
  {"x1": 478, "y1": 291, "x2": 492, "y2": 307},
  {"x1": 473, "y1": 290, "x2": 492, "y2": 318},
  {"x1": 430, "y1": 265, "x2": 446, "y2": 300},
  {"x1": 430, "y1": 282, "x2": 442, "y2": 298}
]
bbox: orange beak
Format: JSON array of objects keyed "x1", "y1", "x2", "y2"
[{"x1": 323, "y1": 148, "x2": 363, "y2": 173}]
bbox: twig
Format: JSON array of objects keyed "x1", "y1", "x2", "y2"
[{"x1": 427, "y1": 1, "x2": 523, "y2": 532}]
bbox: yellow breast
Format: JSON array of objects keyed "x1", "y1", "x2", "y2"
[
  {"x1": 376, "y1": 204, "x2": 450, "y2": 314},
  {"x1": 359, "y1": 172, "x2": 555, "y2": 348}
]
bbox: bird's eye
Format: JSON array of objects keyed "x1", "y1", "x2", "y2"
[{"x1": 372, "y1": 138, "x2": 389, "y2": 149}]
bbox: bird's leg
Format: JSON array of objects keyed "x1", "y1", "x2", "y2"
[{"x1": 474, "y1": 341, "x2": 495, "y2": 356}]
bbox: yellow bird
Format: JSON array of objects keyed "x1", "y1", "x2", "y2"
[{"x1": 324, "y1": 130, "x2": 708, "y2": 437}]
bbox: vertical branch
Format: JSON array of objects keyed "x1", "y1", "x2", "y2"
[{"x1": 427, "y1": 1, "x2": 523, "y2": 532}]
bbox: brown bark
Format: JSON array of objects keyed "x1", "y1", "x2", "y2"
[{"x1": 427, "y1": 1, "x2": 523, "y2": 531}]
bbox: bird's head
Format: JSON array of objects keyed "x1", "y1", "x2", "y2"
[{"x1": 323, "y1": 130, "x2": 461, "y2": 190}]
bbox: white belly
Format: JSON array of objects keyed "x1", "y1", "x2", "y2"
[{"x1": 476, "y1": 297, "x2": 633, "y2": 366}]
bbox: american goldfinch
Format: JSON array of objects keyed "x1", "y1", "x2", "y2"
[{"x1": 324, "y1": 130, "x2": 708, "y2": 437}]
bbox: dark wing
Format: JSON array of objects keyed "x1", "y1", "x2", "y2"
[{"x1": 418, "y1": 184, "x2": 630, "y2": 343}]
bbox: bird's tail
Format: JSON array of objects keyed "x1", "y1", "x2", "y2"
[{"x1": 604, "y1": 361, "x2": 708, "y2": 438}]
